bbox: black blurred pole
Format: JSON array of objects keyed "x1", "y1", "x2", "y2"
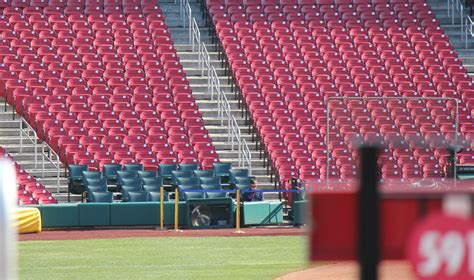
[{"x1": 358, "y1": 146, "x2": 380, "y2": 280}]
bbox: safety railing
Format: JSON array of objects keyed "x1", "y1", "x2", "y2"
[
  {"x1": 41, "y1": 142, "x2": 61, "y2": 193},
  {"x1": 325, "y1": 97, "x2": 461, "y2": 180},
  {"x1": 20, "y1": 118, "x2": 61, "y2": 192},
  {"x1": 465, "y1": 15, "x2": 474, "y2": 48},
  {"x1": 19, "y1": 118, "x2": 38, "y2": 169},
  {"x1": 241, "y1": 139, "x2": 252, "y2": 175},
  {"x1": 200, "y1": 41, "x2": 210, "y2": 77},
  {"x1": 229, "y1": 115, "x2": 241, "y2": 151},
  {"x1": 450, "y1": 0, "x2": 465, "y2": 36}
]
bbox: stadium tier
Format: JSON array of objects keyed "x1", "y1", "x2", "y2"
[
  {"x1": 0, "y1": 0, "x2": 219, "y2": 173},
  {"x1": 0, "y1": 146, "x2": 57, "y2": 205},
  {"x1": 205, "y1": 0, "x2": 474, "y2": 187}
]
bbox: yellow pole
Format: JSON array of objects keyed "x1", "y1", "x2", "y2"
[
  {"x1": 174, "y1": 188, "x2": 179, "y2": 232},
  {"x1": 234, "y1": 189, "x2": 244, "y2": 234},
  {"x1": 160, "y1": 187, "x2": 164, "y2": 230}
]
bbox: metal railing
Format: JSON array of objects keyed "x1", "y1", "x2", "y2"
[
  {"x1": 41, "y1": 142, "x2": 61, "y2": 193},
  {"x1": 450, "y1": 0, "x2": 465, "y2": 36},
  {"x1": 19, "y1": 118, "x2": 38, "y2": 169},
  {"x1": 191, "y1": 18, "x2": 201, "y2": 53},
  {"x1": 465, "y1": 15, "x2": 474, "y2": 48},
  {"x1": 325, "y1": 97, "x2": 461, "y2": 180},
  {"x1": 20, "y1": 118, "x2": 61, "y2": 192},
  {"x1": 179, "y1": 0, "x2": 252, "y2": 174}
]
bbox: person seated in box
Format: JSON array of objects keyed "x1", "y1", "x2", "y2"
[{"x1": 243, "y1": 179, "x2": 263, "y2": 202}]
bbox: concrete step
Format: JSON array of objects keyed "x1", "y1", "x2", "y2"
[{"x1": 175, "y1": 44, "x2": 219, "y2": 52}]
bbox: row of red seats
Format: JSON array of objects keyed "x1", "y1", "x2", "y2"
[
  {"x1": 206, "y1": 0, "x2": 474, "y2": 186},
  {"x1": 0, "y1": 4, "x2": 220, "y2": 171},
  {"x1": 0, "y1": 147, "x2": 57, "y2": 205}
]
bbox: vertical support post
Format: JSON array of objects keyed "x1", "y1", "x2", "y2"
[
  {"x1": 358, "y1": 145, "x2": 380, "y2": 280},
  {"x1": 19, "y1": 120, "x2": 22, "y2": 153},
  {"x1": 174, "y1": 188, "x2": 179, "y2": 232},
  {"x1": 234, "y1": 189, "x2": 244, "y2": 234},
  {"x1": 326, "y1": 99, "x2": 330, "y2": 179},
  {"x1": 454, "y1": 99, "x2": 459, "y2": 179},
  {"x1": 160, "y1": 187, "x2": 164, "y2": 230}
]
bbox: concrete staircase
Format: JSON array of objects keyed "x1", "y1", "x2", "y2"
[
  {"x1": 160, "y1": 1, "x2": 276, "y2": 192},
  {"x1": 0, "y1": 99, "x2": 77, "y2": 202},
  {"x1": 428, "y1": 0, "x2": 474, "y2": 75}
]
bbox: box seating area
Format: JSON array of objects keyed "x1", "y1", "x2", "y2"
[
  {"x1": 206, "y1": 0, "x2": 474, "y2": 187},
  {"x1": 69, "y1": 162, "x2": 251, "y2": 203},
  {"x1": 0, "y1": 146, "x2": 57, "y2": 205},
  {"x1": 0, "y1": 0, "x2": 219, "y2": 174}
]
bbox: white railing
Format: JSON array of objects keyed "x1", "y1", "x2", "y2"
[
  {"x1": 241, "y1": 139, "x2": 252, "y2": 175},
  {"x1": 450, "y1": 0, "x2": 465, "y2": 36},
  {"x1": 41, "y1": 142, "x2": 61, "y2": 194},
  {"x1": 191, "y1": 18, "x2": 201, "y2": 53},
  {"x1": 201, "y1": 42, "x2": 210, "y2": 77},
  {"x1": 229, "y1": 115, "x2": 241, "y2": 151},
  {"x1": 325, "y1": 97, "x2": 461, "y2": 180},
  {"x1": 20, "y1": 118, "x2": 61, "y2": 192},
  {"x1": 178, "y1": 0, "x2": 252, "y2": 174},
  {"x1": 465, "y1": 15, "x2": 474, "y2": 48},
  {"x1": 19, "y1": 118, "x2": 38, "y2": 169}
]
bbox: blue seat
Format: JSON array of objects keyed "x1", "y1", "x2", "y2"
[
  {"x1": 234, "y1": 176, "x2": 251, "y2": 187},
  {"x1": 148, "y1": 191, "x2": 169, "y2": 202},
  {"x1": 212, "y1": 163, "x2": 232, "y2": 182},
  {"x1": 82, "y1": 171, "x2": 102, "y2": 180},
  {"x1": 193, "y1": 170, "x2": 214, "y2": 178},
  {"x1": 178, "y1": 185, "x2": 201, "y2": 200},
  {"x1": 176, "y1": 177, "x2": 199, "y2": 187},
  {"x1": 121, "y1": 177, "x2": 142, "y2": 189},
  {"x1": 127, "y1": 191, "x2": 148, "y2": 202},
  {"x1": 137, "y1": 170, "x2": 157, "y2": 178},
  {"x1": 86, "y1": 186, "x2": 108, "y2": 201},
  {"x1": 179, "y1": 163, "x2": 198, "y2": 172},
  {"x1": 184, "y1": 191, "x2": 205, "y2": 200},
  {"x1": 229, "y1": 169, "x2": 249, "y2": 185},
  {"x1": 200, "y1": 183, "x2": 221, "y2": 190},
  {"x1": 68, "y1": 165, "x2": 89, "y2": 195},
  {"x1": 121, "y1": 185, "x2": 142, "y2": 201},
  {"x1": 171, "y1": 170, "x2": 193, "y2": 186},
  {"x1": 124, "y1": 164, "x2": 144, "y2": 172},
  {"x1": 143, "y1": 185, "x2": 162, "y2": 192},
  {"x1": 89, "y1": 191, "x2": 113, "y2": 203},
  {"x1": 206, "y1": 192, "x2": 227, "y2": 199},
  {"x1": 116, "y1": 171, "x2": 137, "y2": 188},
  {"x1": 103, "y1": 164, "x2": 122, "y2": 183},
  {"x1": 84, "y1": 177, "x2": 107, "y2": 188},
  {"x1": 142, "y1": 177, "x2": 163, "y2": 187},
  {"x1": 158, "y1": 164, "x2": 178, "y2": 183},
  {"x1": 199, "y1": 176, "x2": 221, "y2": 186}
]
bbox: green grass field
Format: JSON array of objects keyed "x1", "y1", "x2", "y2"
[{"x1": 19, "y1": 236, "x2": 307, "y2": 280}]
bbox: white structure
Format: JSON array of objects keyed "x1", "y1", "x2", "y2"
[{"x1": 0, "y1": 159, "x2": 18, "y2": 280}]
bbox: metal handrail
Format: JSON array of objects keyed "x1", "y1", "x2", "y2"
[
  {"x1": 19, "y1": 118, "x2": 37, "y2": 169},
  {"x1": 241, "y1": 139, "x2": 252, "y2": 175},
  {"x1": 229, "y1": 115, "x2": 241, "y2": 151},
  {"x1": 465, "y1": 15, "x2": 474, "y2": 48},
  {"x1": 20, "y1": 117, "x2": 61, "y2": 192},
  {"x1": 201, "y1": 42, "x2": 210, "y2": 77},
  {"x1": 41, "y1": 142, "x2": 61, "y2": 193},
  {"x1": 451, "y1": 0, "x2": 465, "y2": 36},
  {"x1": 325, "y1": 97, "x2": 461, "y2": 180},
  {"x1": 191, "y1": 18, "x2": 201, "y2": 53}
]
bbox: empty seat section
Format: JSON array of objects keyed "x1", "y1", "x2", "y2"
[{"x1": 205, "y1": 0, "x2": 474, "y2": 187}]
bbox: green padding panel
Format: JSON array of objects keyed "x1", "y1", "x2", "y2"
[
  {"x1": 37, "y1": 204, "x2": 79, "y2": 228},
  {"x1": 110, "y1": 202, "x2": 160, "y2": 226},
  {"x1": 79, "y1": 203, "x2": 111, "y2": 226},
  {"x1": 162, "y1": 202, "x2": 187, "y2": 226},
  {"x1": 293, "y1": 200, "x2": 307, "y2": 225},
  {"x1": 110, "y1": 202, "x2": 187, "y2": 226},
  {"x1": 268, "y1": 202, "x2": 283, "y2": 224},
  {"x1": 243, "y1": 202, "x2": 270, "y2": 225},
  {"x1": 458, "y1": 174, "x2": 474, "y2": 180}
]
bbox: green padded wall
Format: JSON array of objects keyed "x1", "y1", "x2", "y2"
[
  {"x1": 37, "y1": 204, "x2": 79, "y2": 227},
  {"x1": 242, "y1": 202, "x2": 271, "y2": 225},
  {"x1": 293, "y1": 200, "x2": 307, "y2": 225},
  {"x1": 268, "y1": 202, "x2": 283, "y2": 224},
  {"x1": 110, "y1": 202, "x2": 187, "y2": 226},
  {"x1": 79, "y1": 203, "x2": 111, "y2": 226}
]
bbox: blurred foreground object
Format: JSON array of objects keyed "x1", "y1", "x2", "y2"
[{"x1": 0, "y1": 159, "x2": 18, "y2": 280}]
